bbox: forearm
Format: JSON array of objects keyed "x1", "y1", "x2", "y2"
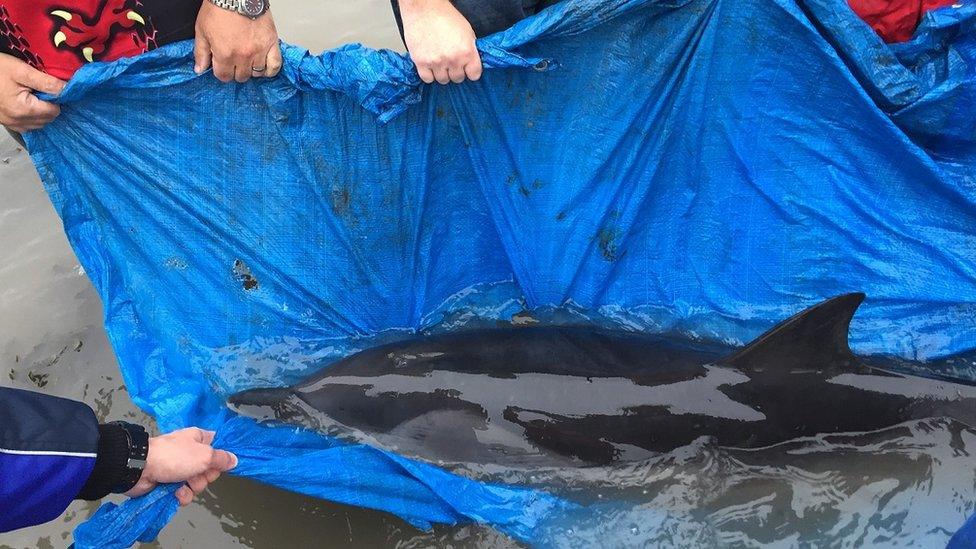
[{"x1": 0, "y1": 387, "x2": 137, "y2": 533}]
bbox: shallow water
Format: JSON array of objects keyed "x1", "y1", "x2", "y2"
[
  {"x1": 2, "y1": 1, "x2": 975, "y2": 547},
  {"x1": 521, "y1": 418, "x2": 976, "y2": 547}
]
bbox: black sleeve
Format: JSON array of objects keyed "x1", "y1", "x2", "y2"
[{"x1": 75, "y1": 422, "x2": 132, "y2": 500}]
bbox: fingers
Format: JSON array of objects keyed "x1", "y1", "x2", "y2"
[
  {"x1": 2, "y1": 94, "x2": 61, "y2": 132},
  {"x1": 249, "y1": 50, "x2": 268, "y2": 79},
  {"x1": 13, "y1": 64, "x2": 66, "y2": 95},
  {"x1": 463, "y1": 59, "x2": 483, "y2": 82},
  {"x1": 194, "y1": 36, "x2": 213, "y2": 74},
  {"x1": 187, "y1": 473, "x2": 209, "y2": 495},
  {"x1": 175, "y1": 485, "x2": 194, "y2": 506},
  {"x1": 27, "y1": 96, "x2": 60, "y2": 120},
  {"x1": 209, "y1": 449, "x2": 238, "y2": 472},
  {"x1": 414, "y1": 47, "x2": 482, "y2": 85},
  {"x1": 433, "y1": 67, "x2": 451, "y2": 85},
  {"x1": 6, "y1": 118, "x2": 51, "y2": 132},
  {"x1": 132, "y1": 427, "x2": 236, "y2": 509},
  {"x1": 264, "y1": 44, "x2": 283, "y2": 78},
  {"x1": 123, "y1": 478, "x2": 155, "y2": 499},
  {"x1": 209, "y1": 48, "x2": 237, "y2": 83},
  {"x1": 234, "y1": 61, "x2": 252, "y2": 84},
  {"x1": 213, "y1": 44, "x2": 280, "y2": 83}
]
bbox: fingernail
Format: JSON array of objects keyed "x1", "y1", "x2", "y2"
[{"x1": 229, "y1": 452, "x2": 239, "y2": 469}]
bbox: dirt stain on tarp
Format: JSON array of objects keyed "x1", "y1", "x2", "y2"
[
  {"x1": 596, "y1": 227, "x2": 621, "y2": 262},
  {"x1": 233, "y1": 259, "x2": 260, "y2": 291},
  {"x1": 519, "y1": 179, "x2": 545, "y2": 197},
  {"x1": 332, "y1": 186, "x2": 352, "y2": 217}
]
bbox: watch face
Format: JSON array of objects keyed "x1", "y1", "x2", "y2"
[{"x1": 242, "y1": 0, "x2": 265, "y2": 16}]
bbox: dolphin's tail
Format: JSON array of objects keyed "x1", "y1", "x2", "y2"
[{"x1": 227, "y1": 386, "x2": 293, "y2": 408}]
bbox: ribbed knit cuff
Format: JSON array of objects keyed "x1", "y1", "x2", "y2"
[{"x1": 75, "y1": 423, "x2": 129, "y2": 500}]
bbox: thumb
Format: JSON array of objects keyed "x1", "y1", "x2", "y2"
[
  {"x1": 194, "y1": 35, "x2": 212, "y2": 74},
  {"x1": 209, "y1": 449, "x2": 238, "y2": 472},
  {"x1": 14, "y1": 65, "x2": 65, "y2": 95}
]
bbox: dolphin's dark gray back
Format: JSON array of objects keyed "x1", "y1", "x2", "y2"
[{"x1": 229, "y1": 294, "x2": 976, "y2": 467}]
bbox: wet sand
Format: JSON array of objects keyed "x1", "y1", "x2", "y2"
[{"x1": 0, "y1": 2, "x2": 515, "y2": 547}]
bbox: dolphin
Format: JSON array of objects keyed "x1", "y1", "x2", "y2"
[{"x1": 228, "y1": 294, "x2": 976, "y2": 468}]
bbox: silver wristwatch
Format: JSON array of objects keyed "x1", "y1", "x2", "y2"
[{"x1": 208, "y1": 0, "x2": 269, "y2": 19}]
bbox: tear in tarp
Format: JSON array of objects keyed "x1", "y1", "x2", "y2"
[{"x1": 24, "y1": 0, "x2": 976, "y2": 545}]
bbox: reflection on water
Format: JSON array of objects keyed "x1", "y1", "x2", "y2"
[{"x1": 521, "y1": 418, "x2": 974, "y2": 547}]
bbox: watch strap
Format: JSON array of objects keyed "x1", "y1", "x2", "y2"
[
  {"x1": 208, "y1": 0, "x2": 240, "y2": 12},
  {"x1": 208, "y1": 0, "x2": 269, "y2": 18},
  {"x1": 109, "y1": 421, "x2": 149, "y2": 494}
]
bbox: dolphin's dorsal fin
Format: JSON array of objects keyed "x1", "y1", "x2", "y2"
[{"x1": 722, "y1": 293, "x2": 865, "y2": 372}]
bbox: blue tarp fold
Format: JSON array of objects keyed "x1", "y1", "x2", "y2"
[{"x1": 24, "y1": 0, "x2": 976, "y2": 545}]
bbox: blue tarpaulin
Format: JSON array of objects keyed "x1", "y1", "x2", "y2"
[{"x1": 23, "y1": 0, "x2": 976, "y2": 545}]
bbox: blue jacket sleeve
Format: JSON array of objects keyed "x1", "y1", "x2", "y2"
[{"x1": 0, "y1": 387, "x2": 102, "y2": 532}]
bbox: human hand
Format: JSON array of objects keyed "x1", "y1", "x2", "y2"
[
  {"x1": 0, "y1": 53, "x2": 66, "y2": 132},
  {"x1": 400, "y1": 0, "x2": 483, "y2": 84},
  {"x1": 193, "y1": 1, "x2": 282, "y2": 83},
  {"x1": 125, "y1": 427, "x2": 238, "y2": 506}
]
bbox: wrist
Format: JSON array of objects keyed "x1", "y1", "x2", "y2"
[
  {"x1": 207, "y1": 0, "x2": 270, "y2": 19},
  {"x1": 111, "y1": 421, "x2": 149, "y2": 493},
  {"x1": 399, "y1": 0, "x2": 452, "y2": 13},
  {"x1": 75, "y1": 423, "x2": 130, "y2": 500}
]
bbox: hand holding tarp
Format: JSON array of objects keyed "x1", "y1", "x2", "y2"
[
  {"x1": 400, "y1": 0, "x2": 483, "y2": 84},
  {"x1": 193, "y1": 0, "x2": 282, "y2": 83},
  {"x1": 125, "y1": 427, "x2": 239, "y2": 507},
  {"x1": 0, "y1": 52, "x2": 65, "y2": 132}
]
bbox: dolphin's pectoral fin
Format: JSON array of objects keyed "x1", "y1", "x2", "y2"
[{"x1": 722, "y1": 293, "x2": 865, "y2": 373}]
